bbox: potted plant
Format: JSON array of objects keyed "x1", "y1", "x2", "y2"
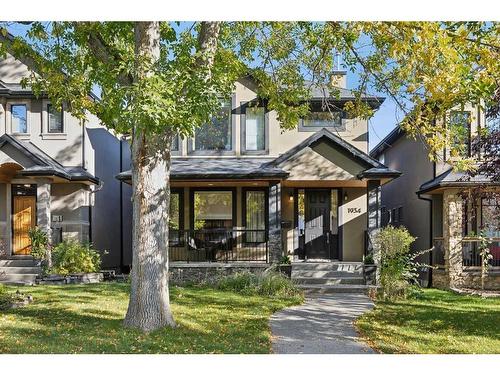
[{"x1": 276, "y1": 255, "x2": 292, "y2": 278}]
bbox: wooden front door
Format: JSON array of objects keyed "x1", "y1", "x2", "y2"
[{"x1": 13, "y1": 196, "x2": 36, "y2": 255}]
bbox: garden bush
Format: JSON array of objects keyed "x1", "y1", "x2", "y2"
[
  {"x1": 374, "y1": 225, "x2": 420, "y2": 300},
  {"x1": 50, "y1": 240, "x2": 102, "y2": 276},
  {"x1": 28, "y1": 226, "x2": 49, "y2": 261},
  {"x1": 216, "y1": 270, "x2": 303, "y2": 299}
]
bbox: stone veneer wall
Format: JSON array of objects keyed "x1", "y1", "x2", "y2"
[
  {"x1": 437, "y1": 190, "x2": 500, "y2": 291},
  {"x1": 168, "y1": 263, "x2": 270, "y2": 285}
]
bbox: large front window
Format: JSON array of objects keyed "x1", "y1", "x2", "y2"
[
  {"x1": 481, "y1": 197, "x2": 500, "y2": 238},
  {"x1": 194, "y1": 191, "x2": 233, "y2": 230},
  {"x1": 169, "y1": 191, "x2": 182, "y2": 244},
  {"x1": 11, "y1": 104, "x2": 27, "y2": 133},
  {"x1": 244, "y1": 106, "x2": 265, "y2": 151},
  {"x1": 194, "y1": 100, "x2": 232, "y2": 152}
]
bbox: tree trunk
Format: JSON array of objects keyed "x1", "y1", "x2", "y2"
[{"x1": 123, "y1": 22, "x2": 175, "y2": 332}]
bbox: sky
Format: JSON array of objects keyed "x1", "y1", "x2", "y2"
[{"x1": 5, "y1": 22, "x2": 400, "y2": 151}]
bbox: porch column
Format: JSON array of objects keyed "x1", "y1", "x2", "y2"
[
  {"x1": 268, "y1": 182, "x2": 282, "y2": 263},
  {"x1": 443, "y1": 190, "x2": 463, "y2": 289},
  {"x1": 367, "y1": 180, "x2": 381, "y2": 283},
  {"x1": 36, "y1": 180, "x2": 52, "y2": 244}
]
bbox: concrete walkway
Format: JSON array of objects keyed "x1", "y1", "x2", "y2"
[{"x1": 270, "y1": 294, "x2": 375, "y2": 354}]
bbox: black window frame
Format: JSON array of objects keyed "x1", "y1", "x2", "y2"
[
  {"x1": 169, "y1": 188, "x2": 184, "y2": 246},
  {"x1": 188, "y1": 99, "x2": 235, "y2": 155},
  {"x1": 242, "y1": 187, "x2": 269, "y2": 244},
  {"x1": 47, "y1": 103, "x2": 64, "y2": 134},
  {"x1": 190, "y1": 187, "x2": 237, "y2": 230},
  {"x1": 298, "y1": 102, "x2": 346, "y2": 132},
  {"x1": 240, "y1": 100, "x2": 268, "y2": 155}
]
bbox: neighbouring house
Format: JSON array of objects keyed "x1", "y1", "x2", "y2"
[
  {"x1": 117, "y1": 73, "x2": 401, "y2": 285},
  {"x1": 370, "y1": 105, "x2": 500, "y2": 290},
  {"x1": 0, "y1": 48, "x2": 126, "y2": 283}
]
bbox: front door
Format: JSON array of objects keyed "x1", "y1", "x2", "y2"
[
  {"x1": 13, "y1": 195, "x2": 36, "y2": 255},
  {"x1": 304, "y1": 190, "x2": 333, "y2": 260}
]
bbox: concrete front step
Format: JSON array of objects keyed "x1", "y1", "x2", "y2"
[
  {"x1": 0, "y1": 259, "x2": 39, "y2": 267},
  {"x1": 0, "y1": 273, "x2": 38, "y2": 285},
  {"x1": 292, "y1": 270, "x2": 364, "y2": 278},
  {"x1": 293, "y1": 276, "x2": 365, "y2": 285},
  {"x1": 299, "y1": 284, "x2": 376, "y2": 295},
  {"x1": 292, "y1": 262, "x2": 364, "y2": 272},
  {"x1": 0, "y1": 266, "x2": 42, "y2": 275}
]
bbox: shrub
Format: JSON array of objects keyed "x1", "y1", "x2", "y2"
[
  {"x1": 216, "y1": 271, "x2": 303, "y2": 299},
  {"x1": 50, "y1": 240, "x2": 102, "y2": 276},
  {"x1": 374, "y1": 225, "x2": 418, "y2": 300},
  {"x1": 28, "y1": 226, "x2": 49, "y2": 260}
]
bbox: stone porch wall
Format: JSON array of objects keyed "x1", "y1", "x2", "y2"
[
  {"x1": 168, "y1": 263, "x2": 270, "y2": 285},
  {"x1": 436, "y1": 190, "x2": 500, "y2": 291}
]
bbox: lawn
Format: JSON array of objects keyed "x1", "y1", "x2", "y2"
[
  {"x1": 0, "y1": 282, "x2": 301, "y2": 354},
  {"x1": 356, "y1": 288, "x2": 500, "y2": 354}
]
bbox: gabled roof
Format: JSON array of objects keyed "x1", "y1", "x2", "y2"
[
  {"x1": 0, "y1": 134, "x2": 99, "y2": 184},
  {"x1": 369, "y1": 126, "x2": 406, "y2": 159},
  {"x1": 266, "y1": 128, "x2": 400, "y2": 179},
  {"x1": 418, "y1": 168, "x2": 499, "y2": 194}
]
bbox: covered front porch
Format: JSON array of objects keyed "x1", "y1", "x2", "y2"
[
  {"x1": 0, "y1": 134, "x2": 98, "y2": 258},
  {"x1": 419, "y1": 170, "x2": 500, "y2": 290},
  {"x1": 118, "y1": 129, "x2": 400, "y2": 266}
]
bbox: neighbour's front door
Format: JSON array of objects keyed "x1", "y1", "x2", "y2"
[
  {"x1": 13, "y1": 196, "x2": 36, "y2": 255},
  {"x1": 305, "y1": 190, "x2": 332, "y2": 259}
]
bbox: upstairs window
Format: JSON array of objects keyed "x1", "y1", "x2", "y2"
[
  {"x1": 243, "y1": 106, "x2": 265, "y2": 152},
  {"x1": 47, "y1": 104, "x2": 64, "y2": 133},
  {"x1": 171, "y1": 135, "x2": 179, "y2": 152},
  {"x1": 448, "y1": 111, "x2": 471, "y2": 157},
  {"x1": 194, "y1": 100, "x2": 232, "y2": 152},
  {"x1": 11, "y1": 104, "x2": 27, "y2": 133},
  {"x1": 300, "y1": 110, "x2": 343, "y2": 130}
]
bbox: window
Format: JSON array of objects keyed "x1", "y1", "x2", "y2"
[
  {"x1": 194, "y1": 191, "x2": 233, "y2": 230},
  {"x1": 300, "y1": 111, "x2": 343, "y2": 129},
  {"x1": 330, "y1": 190, "x2": 338, "y2": 235},
  {"x1": 169, "y1": 191, "x2": 182, "y2": 244},
  {"x1": 47, "y1": 104, "x2": 64, "y2": 133},
  {"x1": 194, "y1": 100, "x2": 232, "y2": 152},
  {"x1": 381, "y1": 206, "x2": 389, "y2": 227},
  {"x1": 449, "y1": 111, "x2": 471, "y2": 157},
  {"x1": 244, "y1": 106, "x2": 265, "y2": 151},
  {"x1": 481, "y1": 198, "x2": 500, "y2": 238},
  {"x1": 244, "y1": 190, "x2": 266, "y2": 243},
  {"x1": 391, "y1": 208, "x2": 397, "y2": 224},
  {"x1": 398, "y1": 206, "x2": 403, "y2": 223},
  {"x1": 172, "y1": 135, "x2": 179, "y2": 152},
  {"x1": 11, "y1": 104, "x2": 27, "y2": 133}
]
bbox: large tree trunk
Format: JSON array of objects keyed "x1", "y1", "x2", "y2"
[{"x1": 123, "y1": 22, "x2": 175, "y2": 332}]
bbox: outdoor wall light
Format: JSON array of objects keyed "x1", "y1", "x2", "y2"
[
  {"x1": 289, "y1": 193, "x2": 294, "y2": 202},
  {"x1": 344, "y1": 192, "x2": 349, "y2": 201}
]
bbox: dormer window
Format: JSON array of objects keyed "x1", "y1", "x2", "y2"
[
  {"x1": 11, "y1": 104, "x2": 27, "y2": 133},
  {"x1": 47, "y1": 104, "x2": 64, "y2": 133}
]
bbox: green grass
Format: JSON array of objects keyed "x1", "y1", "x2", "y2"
[
  {"x1": 0, "y1": 282, "x2": 302, "y2": 353},
  {"x1": 356, "y1": 289, "x2": 500, "y2": 354}
]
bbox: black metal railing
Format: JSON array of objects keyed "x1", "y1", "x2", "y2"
[
  {"x1": 462, "y1": 238, "x2": 500, "y2": 267},
  {"x1": 168, "y1": 229, "x2": 268, "y2": 263},
  {"x1": 432, "y1": 237, "x2": 445, "y2": 267}
]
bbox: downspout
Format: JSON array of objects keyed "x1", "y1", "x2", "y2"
[
  {"x1": 119, "y1": 137, "x2": 124, "y2": 272},
  {"x1": 417, "y1": 192, "x2": 433, "y2": 287}
]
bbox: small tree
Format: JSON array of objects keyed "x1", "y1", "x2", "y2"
[{"x1": 374, "y1": 225, "x2": 418, "y2": 300}]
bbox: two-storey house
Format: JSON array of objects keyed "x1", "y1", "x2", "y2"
[
  {"x1": 370, "y1": 105, "x2": 500, "y2": 290},
  {"x1": 0, "y1": 49, "x2": 125, "y2": 283},
  {"x1": 117, "y1": 74, "x2": 401, "y2": 284}
]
